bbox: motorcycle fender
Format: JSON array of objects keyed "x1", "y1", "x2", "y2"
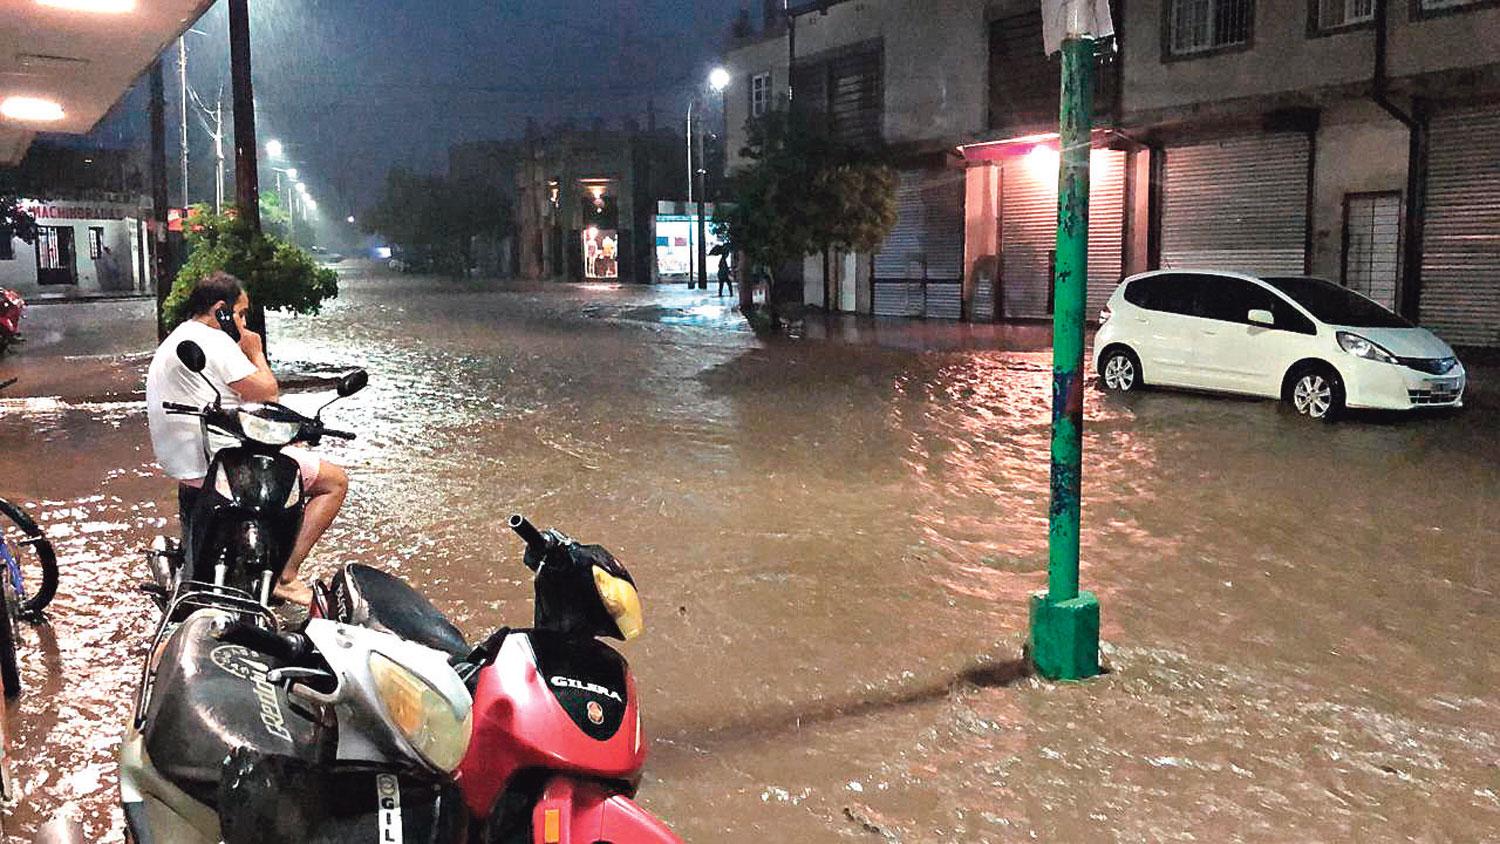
[
  {"x1": 118, "y1": 731, "x2": 220, "y2": 844},
  {"x1": 532, "y1": 776, "x2": 683, "y2": 844}
]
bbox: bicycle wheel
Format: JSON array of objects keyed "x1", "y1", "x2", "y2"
[
  {"x1": 0, "y1": 573, "x2": 18, "y2": 699},
  {"x1": 0, "y1": 498, "x2": 58, "y2": 618}
]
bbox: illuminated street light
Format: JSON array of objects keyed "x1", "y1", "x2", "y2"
[
  {"x1": 35, "y1": 0, "x2": 135, "y2": 12},
  {"x1": 286, "y1": 167, "x2": 299, "y2": 180},
  {"x1": 346, "y1": 216, "x2": 356, "y2": 224},
  {"x1": 295, "y1": 182, "x2": 307, "y2": 194},
  {"x1": 266, "y1": 139, "x2": 284, "y2": 158},
  {"x1": 708, "y1": 66, "x2": 731, "y2": 93},
  {"x1": 1, "y1": 96, "x2": 65, "y2": 123}
]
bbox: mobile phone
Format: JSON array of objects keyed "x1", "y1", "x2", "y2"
[{"x1": 215, "y1": 305, "x2": 242, "y2": 342}]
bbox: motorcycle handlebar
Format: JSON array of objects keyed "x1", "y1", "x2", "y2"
[
  {"x1": 320, "y1": 428, "x2": 356, "y2": 441},
  {"x1": 218, "y1": 621, "x2": 309, "y2": 664},
  {"x1": 508, "y1": 514, "x2": 549, "y2": 554}
]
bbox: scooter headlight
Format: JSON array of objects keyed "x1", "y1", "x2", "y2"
[
  {"x1": 369, "y1": 652, "x2": 473, "y2": 772},
  {"x1": 237, "y1": 409, "x2": 302, "y2": 446}
]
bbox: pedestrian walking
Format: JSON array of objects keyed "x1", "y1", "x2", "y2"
[{"x1": 716, "y1": 251, "x2": 735, "y2": 298}]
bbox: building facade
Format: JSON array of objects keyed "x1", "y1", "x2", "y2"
[
  {"x1": 722, "y1": 0, "x2": 1500, "y2": 347},
  {"x1": 1, "y1": 196, "x2": 150, "y2": 298},
  {"x1": 515, "y1": 123, "x2": 686, "y2": 284}
]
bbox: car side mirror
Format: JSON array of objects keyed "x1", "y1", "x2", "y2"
[
  {"x1": 1247, "y1": 309, "x2": 1275, "y2": 327},
  {"x1": 336, "y1": 370, "x2": 368, "y2": 398},
  {"x1": 176, "y1": 340, "x2": 207, "y2": 373}
]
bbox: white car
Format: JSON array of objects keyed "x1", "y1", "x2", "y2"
[{"x1": 1093, "y1": 271, "x2": 1466, "y2": 420}]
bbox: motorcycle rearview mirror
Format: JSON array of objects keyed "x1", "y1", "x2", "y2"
[
  {"x1": 336, "y1": 369, "x2": 368, "y2": 398},
  {"x1": 176, "y1": 340, "x2": 207, "y2": 373},
  {"x1": 316, "y1": 369, "x2": 369, "y2": 418},
  {"x1": 176, "y1": 340, "x2": 223, "y2": 408}
]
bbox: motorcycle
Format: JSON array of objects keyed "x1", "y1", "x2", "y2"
[
  {"x1": 314, "y1": 514, "x2": 683, "y2": 843},
  {"x1": 146, "y1": 339, "x2": 367, "y2": 608},
  {"x1": 119, "y1": 585, "x2": 474, "y2": 843},
  {"x1": 0, "y1": 289, "x2": 23, "y2": 355}
]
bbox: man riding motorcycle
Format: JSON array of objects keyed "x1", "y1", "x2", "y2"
[{"x1": 144, "y1": 271, "x2": 347, "y2": 605}]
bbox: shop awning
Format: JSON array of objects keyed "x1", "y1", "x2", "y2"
[{"x1": 0, "y1": 0, "x2": 216, "y2": 165}]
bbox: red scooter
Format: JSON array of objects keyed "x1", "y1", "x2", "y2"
[
  {"x1": 0, "y1": 289, "x2": 24, "y2": 355},
  {"x1": 313, "y1": 515, "x2": 683, "y2": 844}
]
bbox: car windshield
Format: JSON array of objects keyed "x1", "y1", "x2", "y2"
[{"x1": 1262, "y1": 278, "x2": 1412, "y2": 328}]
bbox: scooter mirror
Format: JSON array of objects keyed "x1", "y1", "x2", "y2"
[
  {"x1": 176, "y1": 340, "x2": 207, "y2": 373},
  {"x1": 336, "y1": 369, "x2": 368, "y2": 398}
]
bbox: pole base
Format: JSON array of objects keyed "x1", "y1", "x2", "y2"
[{"x1": 1028, "y1": 590, "x2": 1101, "y2": 681}]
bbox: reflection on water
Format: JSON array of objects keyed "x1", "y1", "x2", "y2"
[{"x1": 0, "y1": 273, "x2": 1495, "y2": 841}]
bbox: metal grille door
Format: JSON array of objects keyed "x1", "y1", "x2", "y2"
[
  {"x1": 1423, "y1": 105, "x2": 1500, "y2": 348},
  {"x1": 874, "y1": 167, "x2": 965, "y2": 319},
  {"x1": 1343, "y1": 192, "x2": 1400, "y2": 310},
  {"x1": 1161, "y1": 134, "x2": 1310, "y2": 275},
  {"x1": 999, "y1": 149, "x2": 1126, "y2": 318}
]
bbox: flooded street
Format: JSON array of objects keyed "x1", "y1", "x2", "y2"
[{"x1": 1, "y1": 267, "x2": 1497, "y2": 842}]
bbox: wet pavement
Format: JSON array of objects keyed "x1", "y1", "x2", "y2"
[{"x1": 1, "y1": 265, "x2": 1497, "y2": 842}]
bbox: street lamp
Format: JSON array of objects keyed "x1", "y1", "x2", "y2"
[
  {"x1": 265, "y1": 138, "x2": 284, "y2": 159},
  {"x1": 286, "y1": 167, "x2": 298, "y2": 181},
  {"x1": 295, "y1": 182, "x2": 307, "y2": 194},
  {"x1": 346, "y1": 215, "x2": 356, "y2": 224},
  {"x1": 687, "y1": 67, "x2": 731, "y2": 291}
]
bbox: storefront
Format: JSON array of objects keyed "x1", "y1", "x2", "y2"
[
  {"x1": 872, "y1": 166, "x2": 966, "y2": 319},
  {"x1": 960, "y1": 138, "x2": 1128, "y2": 321},
  {"x1": 1159, "y1": 134, "x2": 1311, "y2": 277},
  {"x1": 652, "y1": 202, "x2": 725, "y2": 284},
  {"x1": 1, "y1": 198, "x2": 148, "y2": 298},
  {"x1": 1421, "y1": 104, "x2": 1500, "y2": 348}
]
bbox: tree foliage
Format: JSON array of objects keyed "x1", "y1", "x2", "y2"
[
  {"x1": 1, "y1": 178, "x2": 38, "y2": 247},
  {"x1": 162, "y1": 205, "x2": 339, "y2": 328},
  {"x1": 713, "y1": 109, "x2": 898, "y2": 287},
  {"x1": 363, "y1": 167, "x2": 512, "y2": 277}
]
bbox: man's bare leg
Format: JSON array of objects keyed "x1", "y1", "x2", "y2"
[{"x1": 274, "y1": 462, "x2": 348, "y2": 605}]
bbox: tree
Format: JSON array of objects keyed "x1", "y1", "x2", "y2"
[
  {"x1": 162, "y1": 205, "x2": 338, "y2": 346},
  {"x1": 363, "y1": 167, "x2": 512, "y2": 278},
  {"x1": 259, "y1": 190, "x2": 291, "y2": 242},
  {"x1": 1, "y1": 176, "x2": 38, "y2": 249},
  {"x1": 713, "y1": 109, "x2": 898, "y2": 324}
]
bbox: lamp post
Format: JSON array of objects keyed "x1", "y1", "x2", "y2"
[
  {"x1": 1029, "y1": 3, "x2": 1112, "y2": 683},
  {"x1": 689, "y1": 67, "x2": 732, "y2": 292}
]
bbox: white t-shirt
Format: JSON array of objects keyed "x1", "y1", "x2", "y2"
[{"x1": 146, "y1": 320, "x2": 258, "y2": 480}]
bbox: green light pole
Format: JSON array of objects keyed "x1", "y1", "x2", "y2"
[{"x1": 1028, "y1": 33, "x2": 1102, "y2": 682}]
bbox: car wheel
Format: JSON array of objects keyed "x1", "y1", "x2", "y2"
[
  {"x1": 1287, "y1": 365, "x2": 1345, "y2": 422},
  {"x1": 1099, "y1": 347, "x2": 1142, "y2": 393}
]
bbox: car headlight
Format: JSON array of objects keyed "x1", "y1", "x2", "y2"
[
  {"x1": 370, "y1": 652, "x2": 472, "y2": 772},
  {"x1": 237, "y1": 410, "x2": 301, "y2": 446},
  {"x1": 1336, "y1": 332, "x2": 1398, "y2": 364}
]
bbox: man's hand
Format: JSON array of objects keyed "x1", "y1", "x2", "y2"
[{"x1": 237, "y1": 327, "x2": 265, "y2": 362}]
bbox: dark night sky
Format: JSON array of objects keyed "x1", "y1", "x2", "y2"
[{"x1": 70, "y1": 0, "x2": 752, "y2": 214}]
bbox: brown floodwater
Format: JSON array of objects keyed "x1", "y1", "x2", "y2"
[{"x1": 0, "y1": 269, "x2": 1496, "y2": 842}]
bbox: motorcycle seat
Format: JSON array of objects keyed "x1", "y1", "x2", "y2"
[
  {"x1": 142, "y1": 611, "x2": 324, "y2": 809},
  {"x1": 328, "y1": 564, "x2": 469, "y2": 659}
]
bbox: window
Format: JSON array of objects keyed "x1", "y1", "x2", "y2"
[
  {"x1": 750, "y1": 72, "x2": 771, "y2": 118},
  {"x1": 1315, "y1": 0, "x2": 1374, "y2": 29},
  {"x1": 1264, "y1": 276, "x2": 1410, "y2": 328},
  {"x1": 0, "y1": 231, "x2": 13, "y2": 261},
  {"x1": 1419, "y1": 0, "x2": 1486, "y2": 11},
  {"x1": 35, "y1": 226, "x2": 77, "y2": 286},
  {"x1": 1128, "y1": 273, "x2": 1316, "y2": 332},
  {"x1": 1125, "y1": 273, "x2": 1205, "y2": 315},
  {"x1": 88, "y1": 226, "x2": 105, "y2": 259},
  {"x1": 1167, "y1": 0, "x2": 1253, "y2": 56},
  {"x1": 791, "y1": 41, "x2": 883, "y2": 147}
]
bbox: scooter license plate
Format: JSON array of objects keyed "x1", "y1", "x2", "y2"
[{"x1": 376, "y1": 773, "x2": 404, "y2": 843}]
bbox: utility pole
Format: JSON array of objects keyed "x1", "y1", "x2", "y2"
[
  {"x1": 695, "y1": 111, "x2": 709, "y2": 292},
  {"x1": 1028, "y1": 25, "x2": 1103, "y2": 682},
  {"x1": 178, "y1": 37, "x2": 189, "y2": 209},
  {"x1": 149, "y1": 60, "x2": 171, "y2": 340},
  {"x1": 228, "y1": 0, "x2": 261, "y2": 234},
  {"x1": 685, "y1": 102, "x2": 696, "y2": 289}
]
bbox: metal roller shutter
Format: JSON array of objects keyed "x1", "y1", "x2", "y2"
[
  {"x1": 999, "y1": 150, "x2": 1126, "y2": 319},
  {"x1": 1422, "y1": 106, "x2": 1500, "y2": 348},
  {"x1": 1161, "y1": 134, "x2": 1309, "y2": 275},
  {"x1": 874, "y1": 167, "x2": 964, "y2": 319}
]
